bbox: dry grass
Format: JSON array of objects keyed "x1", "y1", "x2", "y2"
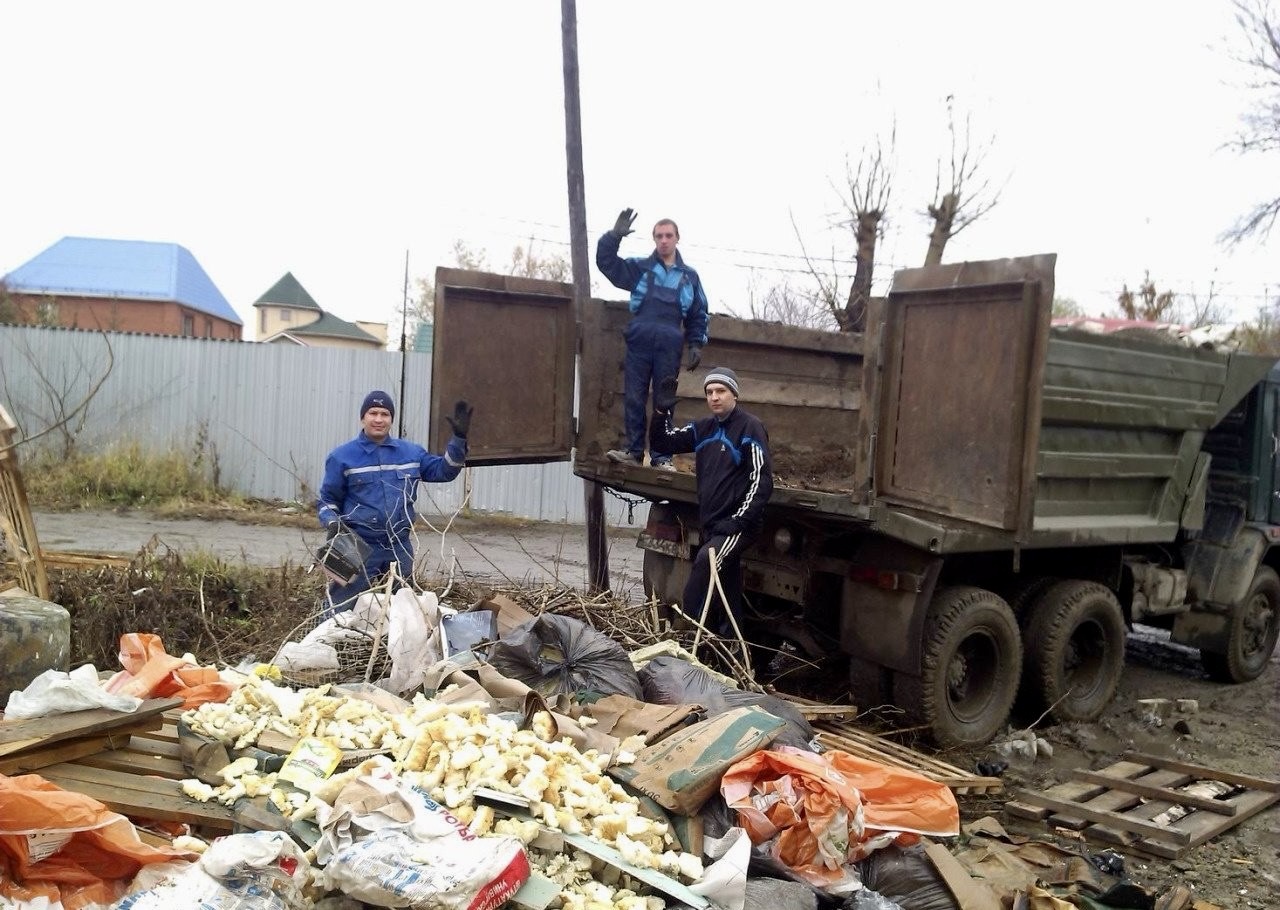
[{"x1": 48, "y1": 543, "x2": 325, "y2": 669}]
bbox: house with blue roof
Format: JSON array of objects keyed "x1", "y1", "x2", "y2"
[
  {"x1": 2, "y1": 237, "x2": 243, "y2": 340},
  {"x1": 253, "y1": 272, "x2": 386, "y2": 349}
]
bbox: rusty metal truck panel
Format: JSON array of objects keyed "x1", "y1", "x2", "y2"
[
  {"x1": 874, "y1": 256, "x2": 1055, "y2": 535},
  {"x1": 430, "y1": 268, "x2": 577, "y2": 465},
  {"x1": 576, "y1": 298, "x2": 866, "y2": 484}
]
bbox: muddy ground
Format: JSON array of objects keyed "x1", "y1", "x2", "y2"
[
  {"x1": 946, "y1": 627, "x2": 1280, "y2": 907},
  {"x1": 22, "y1": 508, "x2": 1280, "y2": 907}
]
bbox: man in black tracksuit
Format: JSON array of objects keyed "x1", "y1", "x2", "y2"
[{"x1": 650, "y1": 366, "x2": 773, "y2": 636}]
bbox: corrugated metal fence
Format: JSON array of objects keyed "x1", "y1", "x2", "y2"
[{"x1": 0, "y1": 325, "x2": 647, "y2": 526}]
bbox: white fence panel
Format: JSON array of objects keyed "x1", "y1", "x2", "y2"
[{"x1": 0, "y1": 325, "x2": 647, "y2": 526}]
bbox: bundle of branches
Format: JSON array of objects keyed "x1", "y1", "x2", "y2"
[
  {"x1": 441, "y1": 576, "x2": 773, "y2": 688},
  {"x1": 48, "y1": 539, "x2": 324, "y2": 669}
]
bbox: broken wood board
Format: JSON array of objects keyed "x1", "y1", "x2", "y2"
[
  {"x1": 1006, "y1": 753, "x2": 1280, "y2": 859},
  {"x1": 0, "y1": 714, "x2": 163, "y2": 775},
  {"x1": 774, "y1": 693, "x2": 858, "y2": 721},
  {"x1": 35, "y1": 712, "x2": 233, "y2": 831},
  {"x1": 813, "y1": 721, "x2": 1003, "y2": 795},
  {"x1": 0, "y1": 696, "x2": 181, "y2": 757},
  {"x1": 38, "y1": 760, "x2": 235, "y2": 831}
]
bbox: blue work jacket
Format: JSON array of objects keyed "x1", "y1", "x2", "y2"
[{"x1": 317, "y1": 432, "x2": 467, "y2": 548}]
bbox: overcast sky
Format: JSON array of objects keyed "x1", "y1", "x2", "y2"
[{"x1": 2, "y1": 1, "x2": 1274, "y2": 336}]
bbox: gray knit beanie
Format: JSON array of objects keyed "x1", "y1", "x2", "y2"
[{"x1": 703, "y1": 367, "x2": 739, "y2": 397}]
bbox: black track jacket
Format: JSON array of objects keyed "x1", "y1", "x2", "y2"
[{"x1": 651, "y1": 404, "x2": 773, "y2": 536}]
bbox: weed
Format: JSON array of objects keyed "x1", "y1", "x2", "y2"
[{"x1": 25, "y1": 441, "x2": 235, "y2": 510}]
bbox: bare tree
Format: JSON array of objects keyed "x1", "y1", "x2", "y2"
[
  {"x1": 1235, "y1": 294, "x2": 1280, "y2": 353},
  {"x1": 801, "y1": 131, "x2": 897, "y2": 333},
  {"x1": 744, "y1": 271, "x2": 838, "y2": 331},
  {"x1": 1052, "y1": 297, "x2": 1086, "y2": 319},
  {"x1": 1111, "y1": 272, "x2": 1230, "y2": 327},
  {"x1": 1222, "y1": 0, "x2": 1280, "y2": 245},
  {"x1": 0, "y1": 328, "x2": 115, "y2": 459},
  {"x1": 1179, "y1": 279, "x2": 1231, "y2": 327},
  {"x1": 508, "y1": 237, "x2": 570, "y2": 281},
  {"x1": 1114, "y1": 272, "x2": 1178, "y2": 322},
  {"x1": 923, "y1": 98, "x2": 1004, "y2": 266},
  {"x1": 400, "y1": 240, "x2": 572, "y2": 341}
]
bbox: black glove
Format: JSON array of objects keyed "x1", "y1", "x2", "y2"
[
  {"x1": 612, "y1": 208, "x2": 637, "y2": 238},
  {"x1": 653, "y1": 375, "x2": 679, "y2": 413},
  {"x1": 325, "y1": 520, "x2": 344, "y2": 541},
  {"x1": 685, "y1": 345, "x2": 702, "y2": 371},
  {"x1": 446, "y1": 399, "x2": 473, "y2": 438}
]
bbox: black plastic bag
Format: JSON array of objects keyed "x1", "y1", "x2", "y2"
[
  {"x1": 487, "y1": 613, "x2": 643, "y2": 699},
  {"x1": 638, "y1": 655, "x2": 815, "y2": 749},
  {"x1": 850, "y1": 844, "x2": 958, "y2": 910}
]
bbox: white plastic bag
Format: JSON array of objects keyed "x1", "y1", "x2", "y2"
[
  {"x1": 5, "y1": 664, "x2": 142, "y2": 719},
  {"x1": 272, "y1": 588, "x2": 442, "y2": 694},
  {"x1": 320, "y1": 775, "x2": 529, "y2": 910},
  {"x1": 116, "y1": 831, "x2": 311, "y2": 910}
]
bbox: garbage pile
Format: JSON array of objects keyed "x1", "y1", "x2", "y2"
[{"x1": 0, "y1": 583, "x2": 1206, "y2": 909}]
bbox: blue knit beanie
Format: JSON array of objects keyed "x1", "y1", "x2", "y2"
[{"x1": 360, "y1": 390, "x2": 395, "y2": 419}]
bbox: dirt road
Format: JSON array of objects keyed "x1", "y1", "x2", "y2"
[{"x1": 31, "y1": 509, "x2": 646, "y2": 595}]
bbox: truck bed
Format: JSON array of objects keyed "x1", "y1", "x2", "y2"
[{"x1": 577, "y1": 260, "x2": 1275, "y2": 554}]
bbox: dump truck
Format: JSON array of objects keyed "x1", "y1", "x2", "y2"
[{"x1": 430, "y1": 254, "x2": 1280, "y2": 747}]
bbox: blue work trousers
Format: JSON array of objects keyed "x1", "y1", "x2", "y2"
[{"x1": 623, "y1": 311, "x2": 683, "y2": 460}]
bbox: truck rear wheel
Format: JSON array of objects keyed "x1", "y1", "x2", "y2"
[
  {"x1": 1023, "y1": 580, "x2": 1126, "y2": 723},
  {"x1": 1202, "y1": 565, "x2": 1280, "y2": 683},
  {"x1": 897, "y1": 586, "x2": 1021, "y2": 748}
]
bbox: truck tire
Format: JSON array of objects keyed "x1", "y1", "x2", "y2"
[
  {"x1": 1004, "y1": 575, "x2": 1059, "y2": 625},
  {"x1": 1023, "y1": 580, "x2": 1125, "y2": 723},
  {"x1": 1202, "y1": 565, "x2": 1280, "y2": 683},
  {"x1": 897, "y1": 586, "x2": 1021, "y2": 748},
  {"x1": 849, "y1": 657, "x2": 894, "y2": 711}
]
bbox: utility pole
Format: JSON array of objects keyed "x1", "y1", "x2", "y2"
[{"x1": 561, "y1": 0, "x2": 609, "y2": 592}]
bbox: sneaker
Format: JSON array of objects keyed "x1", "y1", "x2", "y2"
[
  {"x1": 606, "y1": 449, "x2": 641, "y2": 465},
  {"x1": 651, "y1": 460, "x2": 677, "y2": 472}
]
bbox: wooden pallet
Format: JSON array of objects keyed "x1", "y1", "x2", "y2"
[
  {"x1": 813, "y1": 720, "x2": 1003, "y2": 795},
  {"x1": 35, "y1": 709, "x2": 235, "y2": 833},
  {"x1": 1006, "y1": 752, "x2": 1280, "y2": 859}
]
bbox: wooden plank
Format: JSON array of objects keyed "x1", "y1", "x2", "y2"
[
  {"x1": 1069, "y1": 769, "x2": 1238, "y2": 816},
  {"x1": 1045, "y1": 769, "x2": 1190, "y2": 831},
  {"x1": 1014, "y1": 790, "x2": 1192, "y2": 845},
  {"x1": 1123, "y1": 752, "x2": 1280, "y2": 793},
  {"x1": 818, "y1": 722, "x2": 981, "y2": 778},
  {"x1": 121, "y1": 735, "x2": 184, "y2": 760},
  {"x1": 77, "y1": 749, "x2": 188, "y2": 780},
  {"x1": 1005, "y1": 759, "x2": 1159, "y2": 821},
  {"x1": 0, "y1": 735, "x2": 113, "y2": 775},
  {"x1": 0, "y1": 697, "x2": 180, "y2": 756},
  {"x1": 39, "y1": 763, "x2": 234, "y2": 830},
  {"x1": 814, "y1": 731, "x2": 1002, "y2": 793},
  {"x1": 132, "y1": 722, "x2": 182, "y2": 745},
  {"x1": 1153, "y1": 789, "x2": 1280, "y2": 853}
]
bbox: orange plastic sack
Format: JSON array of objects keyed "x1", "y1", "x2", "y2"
[
  {"x1": 0, "y1": 773, "x2": 191, "y2": 910},
  {"x1": 104, "y1": 632, "x2": 237, "y2": 708},
  {"x1": 720, "y1": 746, "x2": 959, "y2": 887}
]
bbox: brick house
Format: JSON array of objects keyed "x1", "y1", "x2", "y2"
[
  {"x1": 253, "y1": 272, "x2": 386, "y2": 349},
  {"x1": 2, "y1": 236, "x2": 243, "y2": 339}
]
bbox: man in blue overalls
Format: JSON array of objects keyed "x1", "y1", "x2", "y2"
[{"x1": 596, "y1": 208, "x2": 710, "y2": 470}]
